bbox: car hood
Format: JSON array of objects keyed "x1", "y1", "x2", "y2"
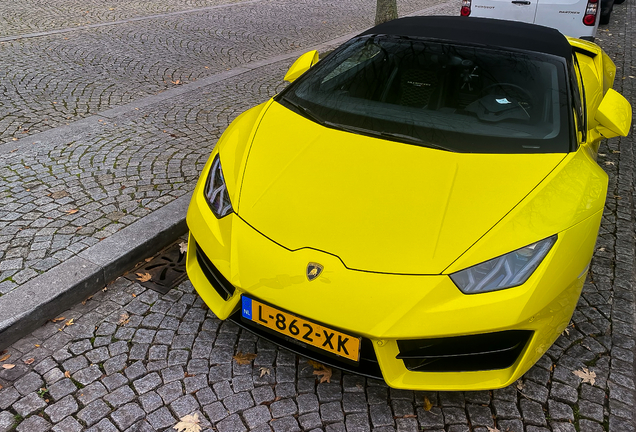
[{"x1": 237, "y1": 102, "x2": 567, "y2": 274}]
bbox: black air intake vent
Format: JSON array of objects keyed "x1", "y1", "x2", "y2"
[
  {"x1": 397, "y1": 330, "x2": 532, "y2": 372},
  {"x1": 195, "y1": 241, "x2": 235, "y2": 301}
]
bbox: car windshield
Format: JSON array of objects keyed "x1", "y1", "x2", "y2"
[{"x1": 277, "y1": 35, "x2": 572, "y2": 154}]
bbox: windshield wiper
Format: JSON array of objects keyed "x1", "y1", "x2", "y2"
[
  {"x1": 324, "y1": 121, "x2": 453, "y2": 152},
  {"x1": 280, "y1": 97, "x2": 326, "y2": 126},
  {"x1": 379, "y1": 131, "x2": 453, "y2": 152}
]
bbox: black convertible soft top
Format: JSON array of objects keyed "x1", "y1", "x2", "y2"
[{"x1": 360, "y1": 16, "x2": 573, "y2": 60}]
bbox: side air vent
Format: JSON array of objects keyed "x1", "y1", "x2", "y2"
[
  {"x1": 195, "y1": 241, "x2": 235, "y2": 301},
  {"x1": 396, "y1": 330, "x2": 532, "y2": 372}
]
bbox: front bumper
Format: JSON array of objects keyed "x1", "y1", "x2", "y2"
[{"x1": 187, "y1": 180, "x2": 600, "y2": 390}]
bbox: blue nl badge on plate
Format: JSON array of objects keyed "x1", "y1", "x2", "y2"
[{"x1": 241, "y1": 296, "x2": 252, "y2": 320}]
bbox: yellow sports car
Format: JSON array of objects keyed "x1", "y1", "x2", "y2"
[{"x1": 186, "y1": 17, "x2": 631, "y2": 390}]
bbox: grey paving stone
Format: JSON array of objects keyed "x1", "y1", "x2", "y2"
[
  {"x1": 77, "y1": 399, "x2": 111, "y2": 426},
  {"x1": 73, "y1": 365, "x2": 102, "y2": 386},
  {"x1": 223, "y1": 391, "x2": 255, "y2": 414},
  {"x1": 147, "y1": 406, "x2": 177, "y2": 429},
  {"x1": 170, "y1": 394, "x2": 200, "y2": 418},
  {"x1": 548, "y1": 400, "x2": 574, "y2": 422},
  {"x1": 322, "y1": 400, "x2": 346, "y2": 423},
  {"x1": 417, "y1": 406, "x2": 444, "y2": 430},
  {"x1": 13, "y1": 391, "x2": 47, "y2": 416},
  {"x1": 243, "y1": 404, "x2": 272, "y2": 428},
  {"x1": 48, "y1": 378, "x2": 77, "y2": 401},
  {"x1": 45, "y1": 394, "x2": 79, "y2": 422},
  {"x1": 16, "y1": 415, "x2": 51, "y2": 432},
  {"x1": 158, "y1": 381, "x2": 183, "y2": 405},
  {"x1": 185, "y1": 374, "x2": 209, "y2": 394},
  {"x1": 270, "y1": 416, "x2": 301, "y2": 432},
  {"x1": 78, "y1": 381, "x2": 108, "y2": 406},
  {"x1": 133, "y1": 371, "x2": 162, "y2": 394},
  {"x1": 51, "y1": 416, "x2": 83, "y2": 432},
  {"x1": 0, "y1": 387, "x2": 21, "y2": 410},
  {"x1": 139, "y1": 391, "x2": 164, "y2": 414},
  {"x1": 104, "y1": 385, "x2": 135, "y2": 408},
  {"x1": 85, "y1": 418, "x2": 119, "y2": 432},
  {"x1": 101, "y1": 373, "x2": 127, "y2": 392},
  {"x1": 0, "y1": 411, "x2": 16, "y2": 432},
  {"x1": 520, "y1": 399, "x2": 547, "y2": 427},
  {"x1": 217, "y1": 413, "x2": 247, "y2": 432},
  {"x1": 110, "y1": 402, "x2": 145, "y2": 430},
  {"x1": 14, "y1": 372, "x2": 44, "y2": 396}
]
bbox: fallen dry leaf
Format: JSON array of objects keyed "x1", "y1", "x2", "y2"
[
  {"x1": 307, "y1": 361, "x2": 333, "y2": 383},
  {"x1": 51, "y1": 317, "x2": 65, "y2": 323},
  {"x1": 604, "y1": 161, "x2": 615, "y2": 166},
  {"x1": 233, "y1": 352, "x2": 257, "y2": 365},
  {"x1": 313, "y1": 367, "x2": 332, "y2": 384},
  {"x1": 136, "y1": 272, "x2": 152, "y2": 283},
  {"x1": 402, "y1": 414, "x2": 417, "y2": 418},
  {"x1": 487, "y1": 427, "x2": 500, "y2": 432},
  {"x1": 118, "y1": 313, "x2": 130, "y2": 326},
  {"x1": 179, "y1": 242, "x2": 188, "y2": 254},
  {"x1": 144, "y1": 257, "x2": 153, "y2": 262},
  {"x1": 64, "y1": 371, "x2": 71, "y2": 378},
  {"x1": 0, "y1": 384, "x2": 3, "y2": 390},
  {"x1": 173, "y1": 413, "x2": 202, "y2": 432},
  {"x1": 82, "y1": 296, "x2": 93, "y2": 305},
  {"x1": 24, "y1": 358, "x2": 35, "y2": 365},
  {"x1": 65, "y1": 209, "x2": 79, "y2": 214},
  {"x1": 0, "y1": 354, "x2": 10, "y2": 362},
  {"x1": 307, "y1": 360, "x2": 323, "y2": 370},
  {"x1": 515, "y1": 379, "x2": 524, "y2": 391},
  {"x1": 171, "y1": 79, "x2": 181, "y2": 85},
  {"x1": 2, "y1": 364, "x2": 15, "y2": 370},
  {"x1": 572, "y1": 368, "x2": 596, "y2": 385},
  {"x1": 259, "y1": 367, "x2": 270, "y2": 378},
  {"x1": 423, "y1": 396, "x2": 433, "y2": 412}
]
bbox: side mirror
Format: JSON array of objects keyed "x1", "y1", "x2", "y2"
[
  {"x1": 284, "y1": 50, "x2": 319, "y2": 83},
  {"x1": 595, "y1": 88, "x2": 632, "y2": 138}
]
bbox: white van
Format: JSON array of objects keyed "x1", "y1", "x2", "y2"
[{"x1": 460, "y1": 0, "x2": 600, "y2": 40}]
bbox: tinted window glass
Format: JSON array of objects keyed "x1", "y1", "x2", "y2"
[{"x1": 278, "y1": 35, "x2": 572, "y2": 154}]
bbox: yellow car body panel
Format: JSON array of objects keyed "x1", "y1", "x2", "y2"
[
  {"x1": 238, "y1": 102, "x2": 567, "y2": 275},
  {"x1": 186, "y1": 26, "x2": 632, "y2": 390}
]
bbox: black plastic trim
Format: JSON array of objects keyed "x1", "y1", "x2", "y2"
[
  {"x1": 396, "y1": 330, "x2": 533, "y2": 372},
  {"x1": 194, "y1": 241, "x2": 235, "y2": 301}
]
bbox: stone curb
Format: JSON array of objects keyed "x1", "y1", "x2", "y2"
[
  {"x1": 0, "y1": 192, "x2": 191, "y2": 350},
  {"x1": 0, "y1": 1, "x2": 452, "y2": 350}
]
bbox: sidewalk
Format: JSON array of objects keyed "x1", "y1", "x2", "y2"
[{"x1": 0, "y1": 0, "x2": 456, "y2": 348}]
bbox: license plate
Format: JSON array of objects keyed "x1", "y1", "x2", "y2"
[{"x1": 241, "y1": 296, "x2": 361, "y2": 362}]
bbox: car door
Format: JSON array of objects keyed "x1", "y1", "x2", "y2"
[{"x1": 470, "y1": 0, "x2": 539, "y2": 22}]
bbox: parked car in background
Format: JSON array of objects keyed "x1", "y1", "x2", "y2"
[
  {"x1": 186, "y1": 16, "x2": 632, "y2": 390},
  {"x1": 460, "y1": 0, "x2": 600, "y2": 40}
]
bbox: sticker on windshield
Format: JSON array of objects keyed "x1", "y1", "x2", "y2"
[{"x1": 496, "y1": 98, "x2": 512, "y2": 104}]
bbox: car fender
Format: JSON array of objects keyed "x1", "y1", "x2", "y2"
[
  {"x1": 445, "y1": 149, "x2": 607, "y2": 273},
  {"x1": 216, "y1": 100, "x2": 274, "y2": 208}
]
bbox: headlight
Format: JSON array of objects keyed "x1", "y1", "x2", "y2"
[
  {"x1": 450, "y1": 235, "x2": 557, "y2": 294},
  {"x1": 204, "y1": 154, "x2": 233, "y2": 218}
]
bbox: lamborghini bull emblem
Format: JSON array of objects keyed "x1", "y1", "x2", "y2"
[{"x1": 306, "y1": 263, "x2": 324, "y2": 281}]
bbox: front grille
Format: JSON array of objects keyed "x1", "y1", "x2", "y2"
[
  {"x1": 229, "y1": 310, "x2": 383, "y2": 379},
  {"x1": 195, "y1": 242, "x2": 235, "y2": 301},
  {"x1": 396, "y1": 330, "x2": 532, "y2": 373}
]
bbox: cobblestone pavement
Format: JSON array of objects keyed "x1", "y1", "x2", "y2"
[
  {"x1": 0, "y1": 3, "x2": 636, "y2": 432},
  {"x1": 0, "y1": 0, "x2": 454, "y2": 293}
]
